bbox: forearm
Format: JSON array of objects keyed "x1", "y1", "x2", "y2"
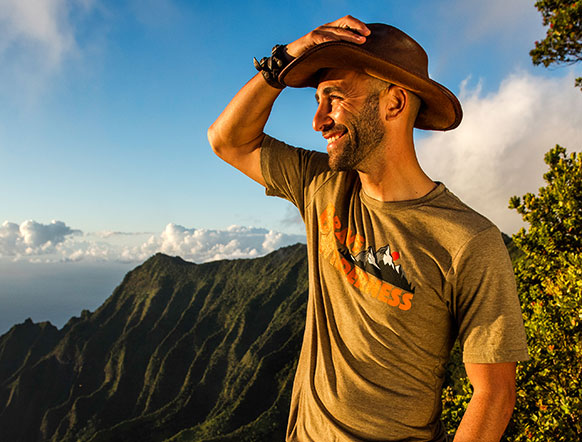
[
  {"x1": 454, "y1": 389, "x2": 515, "y2": 441},
  {"x1": 208, "y1": 73, "x2": 282, "y2": 156}
]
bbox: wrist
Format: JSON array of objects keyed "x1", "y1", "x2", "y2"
[{"x1": 253, "y1": 44, "x2": 294, "y2": 89}]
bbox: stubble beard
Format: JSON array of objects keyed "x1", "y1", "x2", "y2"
[{"x1": 328, "y1": 91, "x2": 385, "y2": 172}]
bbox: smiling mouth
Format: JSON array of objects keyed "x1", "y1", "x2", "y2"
[
  {"x1": 325, "y1": 130, "x2": 347, "y2": 145},
  {"x1": 327, "y1": 134, "x2": 341, "y2": 144}
]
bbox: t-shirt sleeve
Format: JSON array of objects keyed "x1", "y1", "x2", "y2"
[
  {"x1": 449, "y1": 226, "x2": 529, "y2": 363},
  {"x1": 260, "y1": 134, "x2": 329, "y2": 216}
]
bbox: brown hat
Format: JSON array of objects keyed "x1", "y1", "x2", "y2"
[{"x1": 279, "y1": 23, "x2": 462, "y2": 131}]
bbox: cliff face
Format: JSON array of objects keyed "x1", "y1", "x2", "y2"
[{"x1": 0, "y1": 244, "x2": 308, "y2": 442}]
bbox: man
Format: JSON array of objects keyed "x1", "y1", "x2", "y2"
[{"x1": 208, "y1": 16, "x2": 529, "y2": 442}]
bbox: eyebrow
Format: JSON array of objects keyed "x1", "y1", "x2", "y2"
[{"x1": 315, "y1": 86, "x2": 342, "y2": 103}]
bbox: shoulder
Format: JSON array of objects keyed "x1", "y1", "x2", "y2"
[
  {"x1": 260, "y1": 134, "x2": 352, "y2": 208},
  {"x1": 428, "y1": 184, "x2": 500, "y2": 242},
  {"x1": 414, "y1": 184, "x2": 509, "y2": 269},
  {"x1": 260, "y1": 134, "x2": 343, "y2": 190},
  {"x1": 261, "y1": 134, "x2": 328, "y2": 164}
]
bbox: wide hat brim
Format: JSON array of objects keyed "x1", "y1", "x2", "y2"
[{"x1": 278, "y1": 26, "x2": 462, "y2": 131}]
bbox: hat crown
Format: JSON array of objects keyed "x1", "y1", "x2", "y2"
[
  {"x1": 362, "y1": 24, "x2": 429, "y2": 79},
  {"x1": 279, "y1": 22, "x2": 462, "y2": 131}
]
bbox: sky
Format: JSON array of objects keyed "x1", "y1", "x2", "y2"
[{"x1": 1, "y1": 0, "x2": 581, "y2": 334}]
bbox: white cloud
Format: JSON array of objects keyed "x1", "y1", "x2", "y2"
[
  {"x1": 0, "y1": 0, "x2": 72, "y2": 66},
  {"x1": 95, "y1": 231, "x2": 153, "y2": 239},
  {"x1": 0, "y1": 220, "x2": 81, "y2": 256},
  {"x1": 0, "y1": 0, "x2": 94, "y2": 101},
  {"x1": 134, "y1": 224, "x2": 305, "y2": 263},
  {"x1": 418, "y1": 71, "x2": 582, "y2": 234},
  {"x1": 0, "y1": 221, "x2": 305, "y2": 264},
  {"x1": 19, "y1": 220, "x2": 81, "y2": 248}
]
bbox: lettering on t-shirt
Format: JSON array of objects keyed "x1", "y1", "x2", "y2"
[{"x1": 318, "y1": 204, "x2": 414, "y2": 311}]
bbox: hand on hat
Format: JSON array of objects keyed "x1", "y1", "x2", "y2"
[{"x1": 286, "y1": 15, "x2": 370, "y2": 60}]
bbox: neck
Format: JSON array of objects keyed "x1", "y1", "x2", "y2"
[{"x1": 356, "y1": 136, "x2": 435, "y2": 202}]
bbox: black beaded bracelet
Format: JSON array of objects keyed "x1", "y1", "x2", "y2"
[{"x1": 253, "y1": 44, "x2": 291, "y2": 89}]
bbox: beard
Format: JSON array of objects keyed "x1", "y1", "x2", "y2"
[{"x1": 328, "y1": 91, "x2": 385, "y2": 172}]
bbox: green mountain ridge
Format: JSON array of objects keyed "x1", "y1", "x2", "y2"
[
  {"x1": 1, "y1": 237, "x2": 521, "y2": 441},
  {"x1": 0, "y1": 244, "x2": 309, "y2": 442}
]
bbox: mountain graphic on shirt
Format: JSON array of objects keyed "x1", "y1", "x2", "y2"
[{"x1": 343, "y1": 244, "x2": 415, "y2": 293}]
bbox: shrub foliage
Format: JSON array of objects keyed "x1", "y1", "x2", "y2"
[
  {"x1": 530, "y1": 0, "x2": 582, "y2": 90},
  {"x1": 442, "y1": 145, "x2": 582, "y2": 440},
  {"x1": 508, "y1": 145, "x2": 582, "y2": 440}
]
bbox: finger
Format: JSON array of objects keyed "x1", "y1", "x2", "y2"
[
  {"x1": 313, "y1": 25, "x2": 367, "y2": 44},
  {"x1": 327, "y1": 15, "x2": 371, "y2": 36},
  {"x1": 286, "y1": 17, "x2": 369, "y2": 58},
  {"x1": 287, "y1": 27, "x2": 364, "y2": 57}
]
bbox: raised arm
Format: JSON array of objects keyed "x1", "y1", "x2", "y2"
[
  {"x1": 207, "y1": 15, "x2": 371, "y2": 186},
  {"x1": 207, "y1": 74, "x2": 280, "y2": 186}
]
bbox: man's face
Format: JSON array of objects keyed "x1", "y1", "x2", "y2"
[{"x1": 313, "y1": 69, "x2": 386, "y2": 171}]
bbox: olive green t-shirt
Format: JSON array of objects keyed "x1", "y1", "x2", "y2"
[{"x1": 261, "y1": 135, "x2": 529, "y2": 442}]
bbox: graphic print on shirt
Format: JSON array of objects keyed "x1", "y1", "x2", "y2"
[
  {"x1": 319, "y1": 204, "x2": 415, "y2": 311},
  {"x1": 344, "y1": 245, "x2": 414, "y2": 293}
]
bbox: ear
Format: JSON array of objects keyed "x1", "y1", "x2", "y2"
[{"x1": 380, "y1": 86, "x2": 407, "y2": 122}]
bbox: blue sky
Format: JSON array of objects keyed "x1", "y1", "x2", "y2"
[{"x1": 1, "y1": 0, "x2": 581, "y2": 333}]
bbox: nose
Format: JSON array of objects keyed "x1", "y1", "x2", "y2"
[{"x1": 312, "y1": 100, "x2": 333, "y2": 132}]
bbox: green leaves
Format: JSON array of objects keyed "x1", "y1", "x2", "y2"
[
  {"x1": 512, "y1": 146, "x2": 581, "y2": 259},
  {"x1": 530, "y1": 0, "x2": 582, "y2": 90},
  {"x1": 508, "y1": 146, "x2": 581, "y2": 441},
  {"x1": 442, "y1": 146, "x2": 582, "y2": 440}
]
